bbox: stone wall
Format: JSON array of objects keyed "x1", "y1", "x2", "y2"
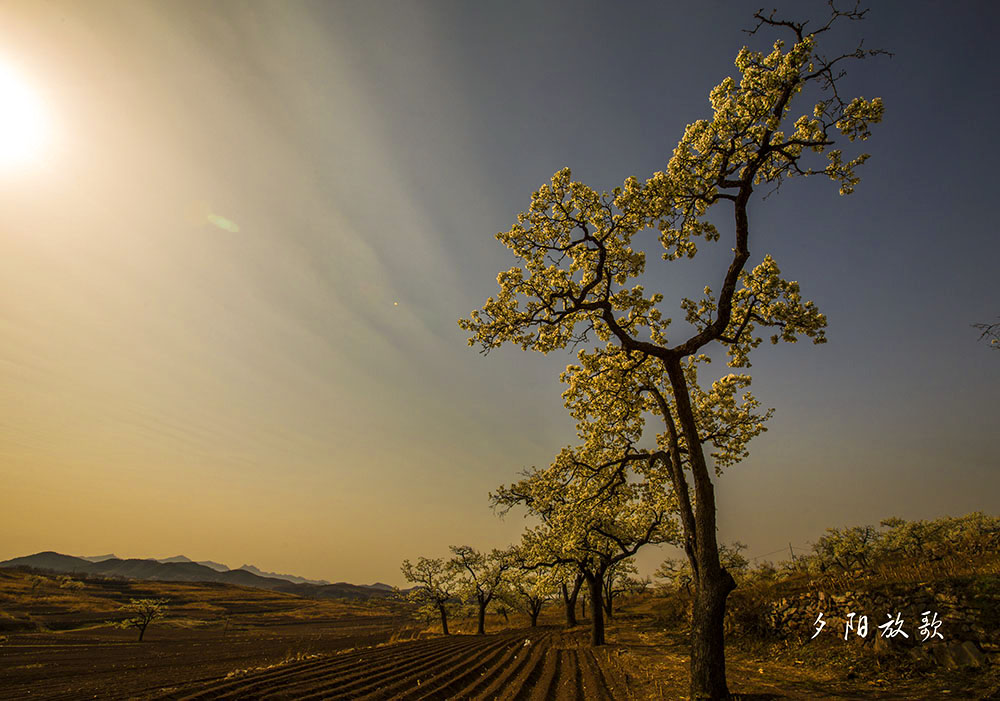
[{"x1": 730, "y1": 576, "x2": 1000, "y2": 670}]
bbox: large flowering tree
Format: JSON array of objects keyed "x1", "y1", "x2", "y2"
[{"x1": 462, "y1": 6, "x2": 884, "y2": 697}]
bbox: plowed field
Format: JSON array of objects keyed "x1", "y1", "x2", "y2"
[{"x1": 157, "y1": 627, "x2": 634, "y2": 700}]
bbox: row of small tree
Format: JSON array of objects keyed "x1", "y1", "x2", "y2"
[{"x1": 400, "y1": 543, "x2": 648, "y2": 642}]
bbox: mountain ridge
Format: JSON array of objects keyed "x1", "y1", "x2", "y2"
[
  {"x1": 238, "y1": 563, "x2": 331, "y2": 586},
  {"x1": 0, "y1": 552, "x2": 398, "y2": 600}
]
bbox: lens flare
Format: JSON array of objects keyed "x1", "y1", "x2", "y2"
[
  {"x1": 0, "y1": 61, "x2": 49, "y2": 171},
  {"x1": 207, "y1": 213, "x2": 240, "y2": 232}
]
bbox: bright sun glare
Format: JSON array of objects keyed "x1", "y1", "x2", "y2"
[{"x1": 0, "y1": 62, "x2": 49, "y2": 170}]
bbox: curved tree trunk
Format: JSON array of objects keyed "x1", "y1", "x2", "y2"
[
  {"x1": 137, "y1": 624, "x2": 146, "y2": 642},
  {"x1": 438, "y1": 603, "x2": 449, "y2": 635}
]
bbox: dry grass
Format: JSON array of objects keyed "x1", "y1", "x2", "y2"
[{"x1": 0, "y1": 567, "x2": 403, "y2": 634}]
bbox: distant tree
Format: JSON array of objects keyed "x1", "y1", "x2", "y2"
[
  {"x1": 629, "y1": 575, "x2": 653, "y2": 596},
  {"x1": 118, "y1": 598, "x2": 168, "y2": 642},
  {"x1": 812, "y1": 525, "x2": 880, "y2": 572},
  {"x1": 601, "y1": 558, "x2": 638, "y2": 619},
  {"x1": 28, "y1": 575, "x2": 46, "y2": 598},
  {"x1": 878, "y1": 512, "x2": 1000, "y2": 560},
  {"x1": 504, "y1": 564, "x2": 559, "y2": 627},
  {"x1": 400, "y1": 557, "x2": 457, "y2": 635},
  {"x1": 449, "y1": 546, "x2": 513, "y2": 635},
  {"x1": 57, "y1": 574, "x2": 84, "y2": 590},
  {"x1": 657, "y1": 542, "x2": 749, "y2": 593}
]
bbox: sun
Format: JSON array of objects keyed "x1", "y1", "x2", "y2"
[{"x1": 0, "y1": 62, "x2": 49, "y2": 171}]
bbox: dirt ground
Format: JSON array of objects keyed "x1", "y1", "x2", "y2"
[
  {"x1": 613, "y1": 621, "x2": 1000, "y2": 700},
  {"x1": 2, "y1": 568, "x2": 998, "y2": 699},
  {"x1": 157, "y1": 622, "x2": 1000, "y2": 700},
  {"x1": 0, "y1": 619, "x2": 407, "y2": 700}
]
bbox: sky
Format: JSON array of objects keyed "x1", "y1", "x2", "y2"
[{"x1": 0, "y1": 0, "x2": 997, "y2": 587}]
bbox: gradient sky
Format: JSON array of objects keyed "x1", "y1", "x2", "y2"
[{"x1": 1, "y1": 0, "x2": 997, "y2": 586}]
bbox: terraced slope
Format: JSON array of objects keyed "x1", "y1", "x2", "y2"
[{"x1": 157, "y1": 628, "x2": 634, "y2": 700}]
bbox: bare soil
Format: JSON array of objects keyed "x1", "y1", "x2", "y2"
[
  {"x1": 154, "y1": 627, "x2": 634, "y2": 700},
  {"x1": 2, "y1": 568, "x2": 998, "y2": 699}
]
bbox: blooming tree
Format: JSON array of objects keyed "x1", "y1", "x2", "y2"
[
  {"x1": 501, "y1": 560, "x2": 560, "y2": 628},
  {"x1": 494, "y1": 445, "x2": 679, "y2": 646},
  {"x1": 462, "y1": 5, "x2": 884, "y2": 696},
  {"x1": 117, "y1": 598, "x2": 167, "y2": 642},
  {"x1": 400, "y1": 556, "x2": 458, "y2": 635},
  {"x1": 448, "y1": 545, "x2": 513, "y2": 635},
  {"x1": 601, "y1": 557, "x2": 638, "y2": 620}
]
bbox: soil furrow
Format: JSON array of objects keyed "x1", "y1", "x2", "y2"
[
  {"x1": 177, "y1": 655, "x2": 351, "y2": 700},
  {"x1": 240, "y1": 638, "x2": 474, "y2": 700},
  {"x1": 172, "y1": 640, "x2": 442, "y2": 700},
  {"x1": 447, "y1": 632, "x2": 542, "y2": 699},
  {"x1": 357, "y1": 633, "x2": 516, "y2": 700},
  {"x1": 474, "y1": 630, "x2": 550, "y2": 700},
  {"x1": 185, "y1": 637, "x2": 472, "y2": 701},
  {"x1": 502, "y1": 632, "x2": 551, "y2": 701},
  {"x1": 578, "y1": 647, "x2": 613, "y2": 701},
  {"x1": 570, "y1": 649, "x2": 585, "y2": 700},
  {"x1": 526, "y1": 646, "x2": 560, "y2": 701},
  {"x1": 286, "y1": 636, "x2": 488, "y2": 700},
  {"x1": 409, "y1": 633, "x2": 523, "y2": 699},
  {"x1": 517, "y1": 646, "x2": 559, "y2": 701}
]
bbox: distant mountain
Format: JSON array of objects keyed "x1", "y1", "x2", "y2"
[
  {"x1": 0, "y1": 552, "x2": 396, "y2": 601},
  {"x1": 366, "y1": 582, "x2": 396, "y2": 592},
  {"x1": 156, "y1": 555, "x2": 230, "y2": 572},
  {"x1": 79, "y1": 553, "x2": 118, "y2": 563},
  {"x1": 239, "y1": 564, "x2": 330, "y2": 586}
]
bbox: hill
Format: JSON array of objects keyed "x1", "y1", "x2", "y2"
[
  {"x1": 156, "y1": 555, "x2": 230, "y2": 572},
  {"x1": 238, "y1": 563, "x2": 331, "y2": 585},
  {"x1": 0, "y1": 552, "x2": 395, "y2": 600}
]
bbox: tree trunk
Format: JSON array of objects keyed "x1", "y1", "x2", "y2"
[
  {"x1": 477, "y1": 601, "x2": 486, "y2": 635},
  {"x1": 581, "y1": 595, "x2": 586, "y2": 618},
  {"x1": 137, "y1": 624, "x2": 146, "y2": 642},
  {"x1": 666, "y1": 356, "x2": 735, "y2": 699},
  {"x1": 530, "y1": 605, "x2": 540, "y2": 627},
  {"x1": 561, "y1": 577, "x2": 581, "y2": 627},
  {"x1": 690, "y1": 567, "x2": 736, "y2": 700},
  {"x1": 438, "y1": 604, "x2": 449, "y2": 635},
  {"x1": 603, "y1": 590, "x2": 614, "y2": 619},
  {"x1": 584, "y1": 570, "x2": 606, "y2": 646}
]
